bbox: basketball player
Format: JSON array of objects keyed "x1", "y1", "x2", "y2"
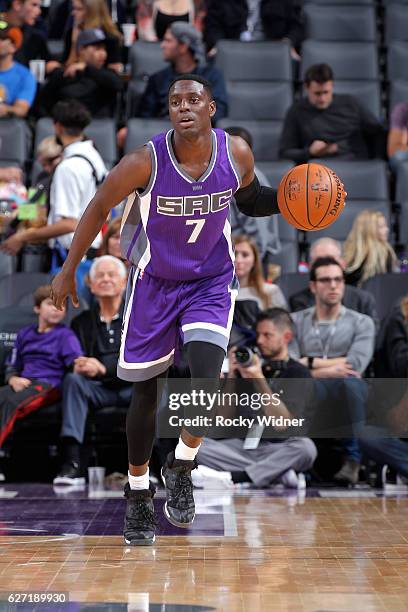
[{"x1": 50, "y1": 74, "x2": 280, "y2": 546}]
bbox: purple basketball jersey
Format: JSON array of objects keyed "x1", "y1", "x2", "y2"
[{"x1": 120, "y1": 129, "x2": 241, "y2": 281}]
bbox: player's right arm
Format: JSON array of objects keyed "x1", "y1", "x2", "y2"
[
  {"x1": 230, "y1": 136, "x2": 280, "y2": 217},
  {"x1": 51, "y1": 147, "x2": 152, "y2": 309}
]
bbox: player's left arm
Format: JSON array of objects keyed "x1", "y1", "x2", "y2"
[{"x1": 230, "y1": 136, "x2": 280, "y2": 217}]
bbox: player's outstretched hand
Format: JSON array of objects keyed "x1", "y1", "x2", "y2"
[{"x1": 50, "y1": 270, "x2": 79, "y2": 310}]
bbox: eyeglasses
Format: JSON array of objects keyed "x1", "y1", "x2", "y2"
[{"x1": 315, "y1": 276, "x2": 344, "y2": 285}]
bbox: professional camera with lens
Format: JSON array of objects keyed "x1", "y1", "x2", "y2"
[{"x1": 234, "y1": 345, "x2": 259, "y2": 368}]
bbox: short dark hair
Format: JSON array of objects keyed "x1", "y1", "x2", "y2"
[
  {"x1": 309, "y1": 256, "x2": 344, "y2": 281},
  {"x1": 304, "y1": 63, "x2": 334, "y2": 86},
  {"x1": 52, "y1": 100, "x2": 91, "y2": 136},
  {"x1": 224, "y1": 126, "x2": 253, "y2": 150},
  {"x1": 256, "y1": 307, "x2": 294, "y2": 333},
  {"x1": 168, "y1": 74, "x2": 213, "y2": 100},
  {"x1": 33, "y1": 284, "x2": 52, "y2": 307}
]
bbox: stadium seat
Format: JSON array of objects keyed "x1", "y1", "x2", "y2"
[
  {"x1": 86, "y1": 120, "x2": 117, "y2": 168},
  {"x1": 301, "y1": 41, "x2": 379, "y2": 80},
  {"x1": 215, "y1": 40, "x2": 292, "y2": 82},
  {"x1": 362, "y1": 274, "x2": 408, "y2": 321},
  {"x1": 0, "y1": 119, "x2": 29, "y2": 167},
  {"x1": 385, "y1": 3, "x2": 408, "y2": 42},
  {"x1": 218, "y1": 119, "x2": 283, "y2": 162},
  {"x1": 387, "y1": 42, "x2": 408, "y2": 81},
  {"x1": 275, "y1": 273, "x2": 309, "y2": 302},
  {"x1": 308, "y1": 200, "x2": 391, "y2": 242},
  {"x1": 226, "y1": 81, "x2": 293, "y2": 121},
  {"x1": 0, "y1": 252, "x2": 16, "y2": 278},
  {"x1": 395, "y1": 160, "x2": 408, "y2": 202},
  {"x1": 304, "y1": 0, "x2": 374, "y2": 4},
  {"x1": 312, "y1": 160, "x2": 389, "y2": 201},
  {"x1": 277, "y1": 213, "x2": 298, "y2": 243},
  {"x1": 256, "y1": 160, "x2": 294, "y2": 190},
  {"x1": 34, "y1": 118, "x2": 117, "y2": 168},
  {"x1": 125, "y1": 119, "x2": 171, "y2": 153},
  {"x1": 304, "y1": 4, "x2": 376, "y2": 42},
  {"x1": 0, "y1": 305, "x2": 38, "y2": 384},
  {"x1": 267, "y1": 241, "x2": 299, "y2": 275},
  {"x1": 129, "y1": 42, "x2": 166, "y2": 80},
  {"x1": 0, "y1": 272, "x2": 52, "y2": 308},
  {"x1": 126, "y1": 79, "x2": 147, "y2": 118},
  {"x1": 333, "y1": 80, "x2": 382, "y2": 119},
  {"x1": 389, "y1": 79, "x2": 408, "y2": 113}
]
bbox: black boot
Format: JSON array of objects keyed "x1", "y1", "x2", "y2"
[
  {"x1": 161, "y1": 451, "x2": 197, "y2": 528},
  {"x1": 123, "y1": 482, "x2": 157, "y2": 546}
]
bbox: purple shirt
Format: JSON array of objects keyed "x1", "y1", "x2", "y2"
[
  {"x1": 390, "y1": 102, "x2": 408, "y2": 131},
  {"x1": 6, "y1": 324, "x2": 83, "y2": 388},
  {"x1": 120, "y1": 128, "x2": 241, "y2": 281}
]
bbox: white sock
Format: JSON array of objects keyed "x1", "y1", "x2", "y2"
[
  {"x1": 128, "y1": 468, "x2": 149, "y2": 490},
  {"x1": 175, "y1": 438, "x2": 200, "y2": 461}
]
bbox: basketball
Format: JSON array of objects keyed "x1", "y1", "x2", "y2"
[{"x1": 277, "y1": 163, "x2": 346, "y2": 231}]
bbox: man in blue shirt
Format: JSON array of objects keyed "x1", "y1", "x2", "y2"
[{"x1": 0, "y1": 19, "x2": 36, "y2": 116}]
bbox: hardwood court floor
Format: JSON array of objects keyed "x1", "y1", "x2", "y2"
[{"x1": 0, "y1": 485, "x2": 407, "y2": 611}]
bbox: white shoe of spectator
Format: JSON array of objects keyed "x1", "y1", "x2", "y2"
[
  {"x1": 192, "y1": 465, "x2": 233, "y2": 489},
  {"x1": 280, "y1": 469, "x2": 299, "y2": 489}
]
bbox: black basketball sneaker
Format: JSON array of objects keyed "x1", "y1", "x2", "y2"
[
  {"x1": 161, "y1": 451, "x2": 197, "y2": 528},
  {"x1": 123, "y1": 482, "x2": 157, "y2": 545}
]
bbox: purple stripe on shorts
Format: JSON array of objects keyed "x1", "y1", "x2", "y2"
[{"x1": 126, "y1": 221, "x2": 143, "y2": 260}]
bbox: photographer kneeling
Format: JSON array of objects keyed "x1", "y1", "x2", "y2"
[{"x1": 195, "y1": 308, "x2": 317, "y2": 489}]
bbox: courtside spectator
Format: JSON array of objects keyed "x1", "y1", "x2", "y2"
[
  {"x1": 204, "y1": 0, "x2": 303, "y2": 59},
  {"x1": 1, "y1": 0, "x2": 59, "y2": 72},
  {"x1": 53, "y1": 256, "x2": 132, "y2": 485},
  {"x1": 279, "y1": 63, "x2": 383, "y2": 163},
  {"x1": 0, "y1": 284, "x2": 82, "y2": 450},
  {"x1": 194, "y1": 308, "x2": 316, "y2": 489},
  {"x1": 63, "y1": 0, "x2": 123, "y2": 74},
  {"x1": 138, "y1": 21, "x2": 227, "y2": 121},
  {"x1": 40, "y1": 28, "x2": 123, "y2": 118},
  {"x1": 344, "y1": 211, "x2": 398, "y2": 287},
  {"x1": 387, "y1": 101, "x2": 408, "y2": 171},
  {"x1": 290, "y1": 257, "x2": 375, "y2": 485},
  {"x1": 0, "y1": 20, "x2": 36, "y2": 117},
  {"x1": 0, "y1": 100, "x2": 106, "y2": 261},
  {"x1": 290, "y1": 237, "x2": 378, "y2": 325}
]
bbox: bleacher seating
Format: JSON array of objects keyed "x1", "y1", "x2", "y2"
[
  {"x1": 385, "y1": 3, "x2": 408, "y2": 42},
  {"x1": 226, "y1": 82, "x2": 293, "y2": 121},
  {"x1": 301, "y1": 41, "x2": 379, "y2": 80},
  {"x1": 218, "y1": 119, "x2": 283, "y2": 162},
  {"x1": 387, "y1": 41, "x2": 408, "y2": 80},
  {"x1": 0, "y1": 119, "x2": 29, "y2": 168},
  {"x1": 34, "y1": 117, "x2": 117, "y2": 169},
  {"x1": 333, "y1": 80, "x2": 382, "y2": 119},
  {"x1": 362, "y1": 273, "x2": 408, "y2": 320},
  {"x1": 304, "y1": 4, "x2": 377, "y2": 42},
  {"x1": 215, "y1": 40, "x2": 292, "y2": 82},
  {"x1": 0, "y1": 273, "x2": 52, "y2": 308},
  {"x1": 127, "y1": 42, "x2": 166, "y2": 118},
  {"x1": 124, "y1": 118, "x2": 171, "y2": 153}
]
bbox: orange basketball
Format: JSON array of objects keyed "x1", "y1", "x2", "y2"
[{"x1": 277, "y1": 163, "x2": 346, "y2": 231}]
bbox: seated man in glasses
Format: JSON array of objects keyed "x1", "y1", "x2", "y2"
[{"x1": 289, "y1": 256, "x2": 375, "y2": 485}]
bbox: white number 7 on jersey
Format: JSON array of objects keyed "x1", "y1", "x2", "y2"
[{"x1": 186, "y1": 219, "x2": 206, "y2": 243}]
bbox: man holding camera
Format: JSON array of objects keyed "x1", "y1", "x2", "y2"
[{"x1": 194, "y1": 308, "x2": 317, "y2": 489}]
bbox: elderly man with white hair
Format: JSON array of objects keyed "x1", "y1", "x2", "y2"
[{"x1": 54, "y1": 255, "x2": 132, "y2": 486}]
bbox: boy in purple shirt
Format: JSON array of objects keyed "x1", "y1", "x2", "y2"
[{"x1": 0, "y1": 285, "x2": 82, "y2": 449}]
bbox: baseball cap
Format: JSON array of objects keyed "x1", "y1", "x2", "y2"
[
  {"x1": 0, "y1": 21, "x2": 23, "y2": 50},
  {"x1": 169, "y1": 22, "x2": 205, "y2": 65},
  {"x1": 77, "y1": 28, "x2": 106, "y2": 49}
]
